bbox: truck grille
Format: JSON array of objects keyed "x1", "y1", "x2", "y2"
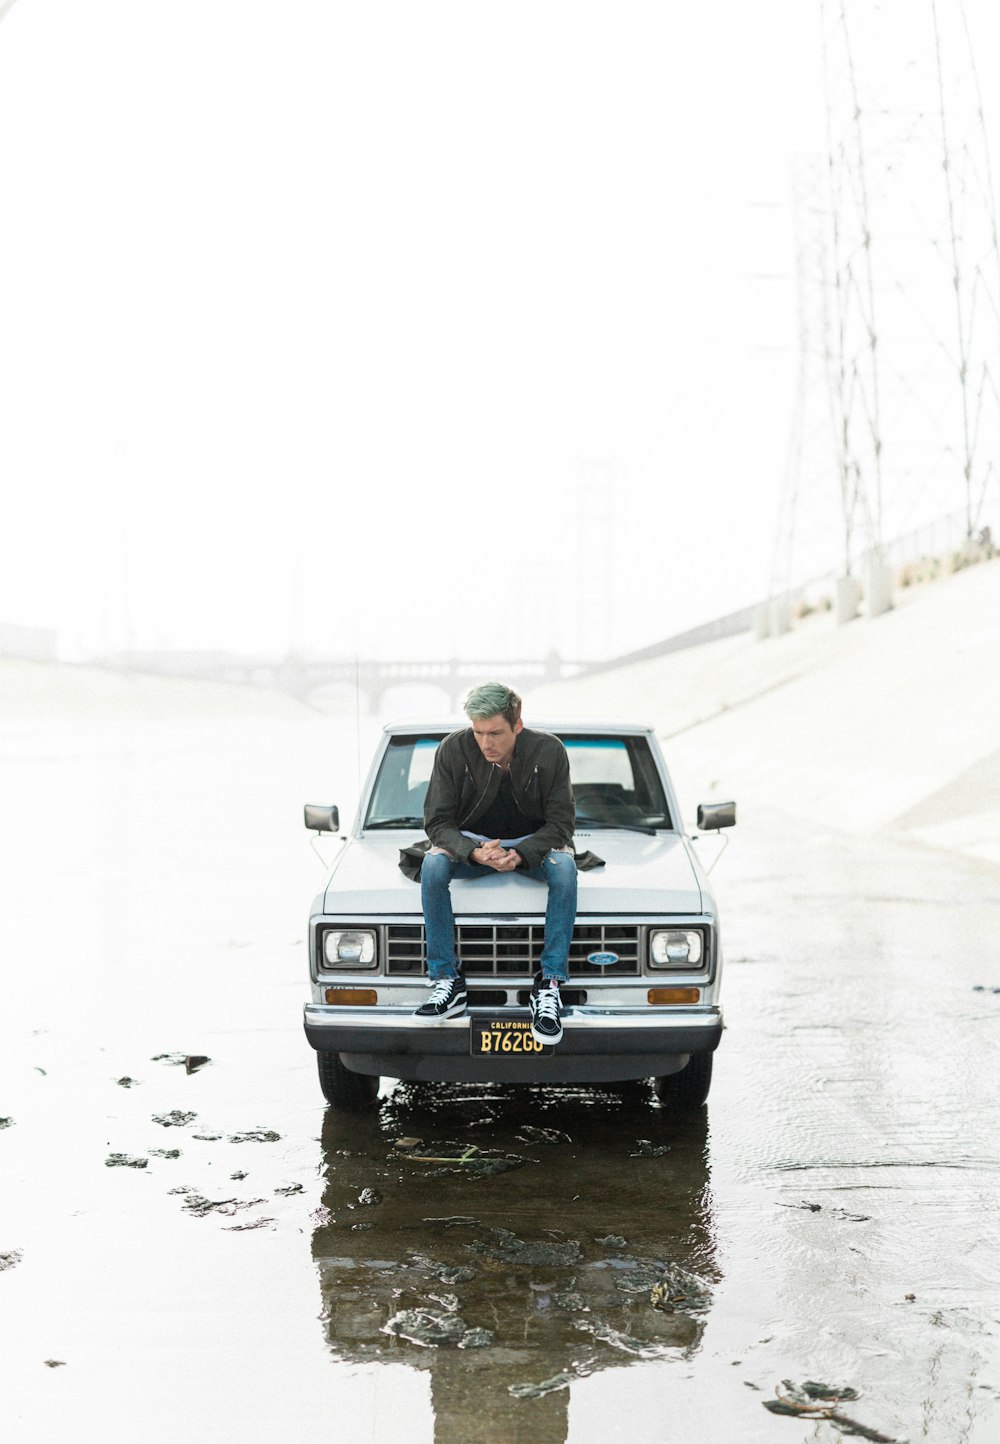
[{"x1": 385, "y1": 922, "x2": 640, "y2": 977}]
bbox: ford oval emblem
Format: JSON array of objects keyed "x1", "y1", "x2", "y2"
[{"x1": 586, "y1": 950, "x2": 619, "y2": 967}]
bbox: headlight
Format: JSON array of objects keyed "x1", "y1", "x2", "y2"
[
  {"x1": 323, "y1": 929, "x2": 377, "y2": 968},
  {"x1": 649, "y1": 929, "x2": 703, "y2": 969}
]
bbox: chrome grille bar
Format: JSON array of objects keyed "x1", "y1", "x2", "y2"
[{"x1": 385, "y1": 923, "x2": 640, "y2": 976}]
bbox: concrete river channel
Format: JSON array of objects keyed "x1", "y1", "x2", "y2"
[{"x1": 1, "y1": 717, "x2": 998, "y2": 1443}]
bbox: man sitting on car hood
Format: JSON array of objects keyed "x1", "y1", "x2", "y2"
[{"x1": 406, "y1": 681, "x2": 576, "y2": 1046}]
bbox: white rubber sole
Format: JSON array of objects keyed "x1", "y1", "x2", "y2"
[{"x1": 413, "y1": 1001, "x2": 468, "y2": 1023}]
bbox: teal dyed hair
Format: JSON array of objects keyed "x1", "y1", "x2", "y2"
[{"x1": 463, "y1": 682, "x2": 522, "y2": 727}]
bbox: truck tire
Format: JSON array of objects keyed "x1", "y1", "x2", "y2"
[
  {"x1": 317, "y1": 1051, "x2": 379, "y2": 1109},
  {"x1": 653, "y1": 1052, "x2": 712, "y2": 1108}
]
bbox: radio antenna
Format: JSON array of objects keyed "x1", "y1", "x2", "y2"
[{"x1": 354, "y1": 653, "x2": 363, "y2": 802}]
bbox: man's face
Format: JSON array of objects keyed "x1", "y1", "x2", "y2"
[{"x1": 471, "y1": 713, "x2": 522, "y2": 767}]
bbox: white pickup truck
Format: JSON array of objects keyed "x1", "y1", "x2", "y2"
[{"x1": 303, "y1": 722, "x2": 734, "y2": 1108}]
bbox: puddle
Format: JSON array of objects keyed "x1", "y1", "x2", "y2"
[{"x1": 310, "y1": 1090, "x2": 716, "y2": 1426}]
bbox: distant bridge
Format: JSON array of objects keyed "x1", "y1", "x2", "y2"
[
  {"x1": 91, "y1": 649, "x2": 584, "y2": 712},
  {"x1": 268, "y1": 654, "x2": 584, "y2": 711}
]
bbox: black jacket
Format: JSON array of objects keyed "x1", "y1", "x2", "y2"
[
  {"x1": 424, "y1": 725, "x2": 574, "y2": 870},
  {"x1": 397, "y1": 726, "x2": 603, "y2": 880}
]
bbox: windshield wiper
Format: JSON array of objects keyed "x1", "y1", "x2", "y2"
[
  {"x1": 365, "y1": 816, "x2": 424, "y2": 829},
  {"x1": 574, "y1": 815, "x2": 658, "y2": 837}
]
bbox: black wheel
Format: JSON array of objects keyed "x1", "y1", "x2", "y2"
[
  {"x1": 653, "y1": 1052, "x2": 713, "y2": 1108},
  {"x1": 316, "y1": 1052, "x2": 379, "y2": 1109}
]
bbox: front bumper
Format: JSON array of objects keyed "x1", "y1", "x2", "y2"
[{"x1": 303, "y1": 1003, "x2": 722, "y2": 1083}]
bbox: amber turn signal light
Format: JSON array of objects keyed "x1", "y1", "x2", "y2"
[
  {"x1": 647, "y1": 987, "x2": 700, "y2": 1006},
  {"x1": 324, "y1": 987, "x2": 378, "y2": 1005}
]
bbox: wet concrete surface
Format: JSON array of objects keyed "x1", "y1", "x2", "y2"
[{"x1": 2, "y1": 719, "x2": 1000, "y2": 1442}]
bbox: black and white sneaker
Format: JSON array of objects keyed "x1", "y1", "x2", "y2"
[
  {"x1": 414, "y1": 974, "x2": 468, "y2": 1022},
  {"x1": 529, "y1": 975, "x2": 563, "y2": 1045}
]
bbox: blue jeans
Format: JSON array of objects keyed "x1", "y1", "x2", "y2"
[{"x1": 421, "y1": 849, "x2": 578, "y2": 982}]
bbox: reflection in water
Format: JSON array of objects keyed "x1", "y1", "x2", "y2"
[{"x1": 311, "y1": 1083, "x2": 718, "y2": 1442}]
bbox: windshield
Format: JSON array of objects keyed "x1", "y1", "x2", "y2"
[{"x1": 364, "y1": 733, "x2": 672, "y2": 830}]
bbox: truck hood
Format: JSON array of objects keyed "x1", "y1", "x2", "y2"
[{"x1": 322, "y1": 831, "x2": 704, "y2": 915}]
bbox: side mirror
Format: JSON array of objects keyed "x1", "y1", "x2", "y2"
[
  {"x1": 304, "y1": 804, "x2": 339, "y2": 833},
  {"x1": 696, "y1": 801, "x2": 736, "y2": 831}
]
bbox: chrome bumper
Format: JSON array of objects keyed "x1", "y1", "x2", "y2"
[{"x1": 303, "y1": 1002, "x2": 723, "y2": 1058}]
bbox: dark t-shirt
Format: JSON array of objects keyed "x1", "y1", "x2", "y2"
[{"x1": 470, "y1": 769, "x2": 540, "y2": 840}]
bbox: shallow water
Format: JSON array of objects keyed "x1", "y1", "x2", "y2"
[{"x1": 2, "y1": 718, "x2": 999, "y2": 1443}]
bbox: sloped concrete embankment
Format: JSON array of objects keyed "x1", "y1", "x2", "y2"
[{"x1": 526, "y1": 559, "x2": 1000, "y2": 869}]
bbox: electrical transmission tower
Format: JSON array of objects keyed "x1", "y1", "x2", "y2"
[
  {"x1": 929, "y1": 0, "x2": 1000, "y2": 539},
  {"x1": 770, "y1": 0, "x2": 1000, "y2": 627},
  {"x1": 823, "y1": 0, "x2": 887, "y2": 609},
  {"x1": 768, "y1": 161, "x2": 842, "y2": 615}
]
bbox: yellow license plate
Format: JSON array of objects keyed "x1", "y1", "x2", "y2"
[{"x1": 470, "y1": 1016, "x2": 553, "y2": 1057}]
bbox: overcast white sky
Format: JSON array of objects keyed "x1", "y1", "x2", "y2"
[{"x1": 0, "y1": 2, "x2": 995, "y2": 664}]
